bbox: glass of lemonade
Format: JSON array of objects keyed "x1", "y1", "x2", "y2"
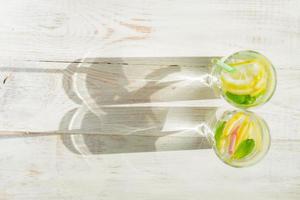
[
  {"x1": 205, "y1": 109, "x2": 271, "y2": 167},
  {"x1": 211, "y1": 50, "x2": 277, "y2": 108}
]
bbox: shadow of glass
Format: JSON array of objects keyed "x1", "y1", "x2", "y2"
[{"x1": 59, "y1": 57, "x2": 221, "y2": 155}]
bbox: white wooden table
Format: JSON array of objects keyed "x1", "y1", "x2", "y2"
[{"x1": 0, "y1": 0, "x2": 299, "y2": 199}]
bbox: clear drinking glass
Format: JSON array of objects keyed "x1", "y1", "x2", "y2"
[
  {"x1": 200, "y1": 109, "x2": 271, "y2": 167},
  {"x1": 211, "y1": 50, "x2": 277, "y2": 108}
]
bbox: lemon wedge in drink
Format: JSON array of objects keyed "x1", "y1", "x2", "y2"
[
  {"x1": 221, "y1": 59, "x2": 267, "y2": 96},
  {"x1": 222, "y1": 112, "x2": 245, "y2": 137}
]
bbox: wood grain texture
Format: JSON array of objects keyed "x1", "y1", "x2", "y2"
[
  {"x1": 0, "y1": 0, "x2": 299, "y2": 199},
  {"x1": 0, "y1": 0, "x2": 299, "y2": 66}
]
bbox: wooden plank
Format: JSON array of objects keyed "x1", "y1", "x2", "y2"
[
  {"x1": 0, "y1": 136, "x2": 299, "y2": 200},
  {"x1": 0, "y1": 0, "x2": 299, "y2": 67}
]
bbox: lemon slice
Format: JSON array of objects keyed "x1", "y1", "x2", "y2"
[
  {"x1": 235, "y1": 117, "x2": 250, "y2": 148},
  {"x1": 221, "y1": 60, "x2": 266, "y2": 95},
  {"x1": 250, "y1": 120, "x2": 262, "y2": 152},
  {"x1": 222, "y1": 113, "x2": 250, "y2": 153},
  {"x1": 216, "y1": 112, "x2": 244, "y2": 154},
  {"x1": 222, "y1": 112, "x2": 245, "y2": 137}
]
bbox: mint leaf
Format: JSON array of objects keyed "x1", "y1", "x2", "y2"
[
  {"x1": 215, "y1": 121, "x2": 226, "y2": 150},
  {"x1": 225, "y1": 92, "x2": 248, "y2": 104},
  {"x1": 232, "y1": 139, "x2": 255, "y2": 159},
  {"x1": 245, "y1": 95, "x2": 256, "y2": 104},
  {"x1": 225, "y1": 92, "x2": 257, "y2": 105}
]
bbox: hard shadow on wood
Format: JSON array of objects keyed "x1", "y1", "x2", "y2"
[{"x1": 59, "y1": 57, "x2": 219, "y2": 155}]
